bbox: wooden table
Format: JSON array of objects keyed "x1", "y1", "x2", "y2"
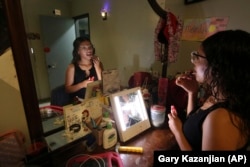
[
  {"x1": 48, "y1": 123, "x2": 178, "y2": 167},
  {"x1": 117, "y1": 127, "x2": 178, "y2": 167}
]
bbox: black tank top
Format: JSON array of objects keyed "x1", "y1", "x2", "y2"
[
  {"x1": 69, "y1": 63, "x2": 98, "y2": 100},
  {"x1": 183, "y1": 102, "x2": 248, "y2": 150}
]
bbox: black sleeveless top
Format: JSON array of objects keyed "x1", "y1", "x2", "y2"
[
  {"x1": 69, "y1": 63, "x2": 98, "y2": 100},
  {"x1": 183, "y1": 103, "x2": 248, "y2": 150}
]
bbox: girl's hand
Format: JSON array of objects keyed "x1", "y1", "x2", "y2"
[
  {"x1": 175, "y1": 71, "x2": 199, "y2": 94},
  {"x1": 168, "y1": 105, "x2": 183, "y2": 136},
  {"x1": 92, "y1": 56, "x2": 103, "y2": 80},
  {"x1": 92, "y1": 56, "x2": 101, "y2": 68},
  {"x1": 81, "y1": 79, "x2": 93, "y2": 88}
]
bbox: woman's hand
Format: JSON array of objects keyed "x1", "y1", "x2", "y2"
[
  {"x1": 92, "y1": 56, "x2": 103, "y2": 80},
  {"x1": 80, "y1": 79, "x2": 94, "y2": 88},
  {"x1": 175, "y1": 71, "x2": 199, "y2": 94},
  {"x1": 92, "y1": 56, "x2": 102, "y2": 69},
  {"x1": 168, "y1": 105, "x2": 193, "y2": 151},
  {"x1": 168, "y1": 105, "x2": 183, "y2": 137}
]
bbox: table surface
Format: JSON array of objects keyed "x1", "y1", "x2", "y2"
[
  {"x1": 49, "y1": 122, "x2": 178, "y2": 167},
  {"x1": 115, "y1": 127, "x2": 178, "y2": 167}
]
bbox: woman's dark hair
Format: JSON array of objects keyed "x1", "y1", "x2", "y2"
[
  {"x1": 71, "y1": 36, "x2": 94, "y2": 65},
  {"x1": 202, "y1": 30, "x2": 250, "y2": 138}
]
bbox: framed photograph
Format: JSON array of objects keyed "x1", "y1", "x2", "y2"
[
  {"x1": 109, "y1": 87, "x2": 151, "y2": 142},
  {"x1": 85, "y1": 80, "x2": 102, "y2": 99},
  {"x1": 185, "y1": 0, "x2": 204, "y2": 5}
]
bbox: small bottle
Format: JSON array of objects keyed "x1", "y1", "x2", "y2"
[
  {"x1": 102, "y1": 111, "x2": 112, "y2": 122},
  {"x1": 103, "y1": 122, "x2": 117, "y2": 149}
]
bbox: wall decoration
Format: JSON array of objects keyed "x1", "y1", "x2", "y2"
[
  {"x1": 148, "y1": 0, "x2": 183, "y2": 77},
  {"x1": 181, "y1": 17, "x2": 229, "y2": 41}
]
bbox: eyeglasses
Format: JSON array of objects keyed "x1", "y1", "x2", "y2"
[{"x1": 191, "y1": 51, "x2": 206, "y2": 63}]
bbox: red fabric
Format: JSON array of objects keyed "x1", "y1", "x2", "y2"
[
  {"x1": 154, "y1": 18, "x2": 166, "y2": 61},
  {"x1": 166, "y1": 78, "x2": 188, "y2": 112},
  {"x1": 163, "y1": 12, "x2": 178, "y2": 41},
  {"x1": 154, "y1": 11, "x2": 183, "y2": 63},
  {"x1": 128, "y1": 72, "x2": 152, "y2": 88},
  {"x1": 158, "y1": 78, "x2": 168, "y2": 106},
  {"x1": 0, "y1": 130, "x2": 26, "y2": 165}
]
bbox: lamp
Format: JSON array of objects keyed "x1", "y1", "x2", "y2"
[{"x1": 101, "y1": 9, "x2": 108, "y2": 20}]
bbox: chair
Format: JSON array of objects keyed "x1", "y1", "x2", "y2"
[{"x1": 50, "y1": 85, "x2": 70, "y2": 106}]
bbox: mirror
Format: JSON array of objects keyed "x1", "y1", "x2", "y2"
[
  {"x1": 2, "y1": 0, "x2": 164, "y2": 146},
  {"x1": 39, "y1": 14, "x2": 91, "y2": 134},
  {"x1": 3, "y1": 0, "x2": 93, "y2": 142},
  {"x1": 21, "y1": 3, "x2": 90, "y2": 135},
  {"x1": 39, "y1": 13, "x2": 90, "y2": 99},
  {"x1": 109, "y1": 87, "x2": 151, "y2": 142}
]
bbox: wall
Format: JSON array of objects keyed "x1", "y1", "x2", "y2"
[
  {"x1": 165, "y1": 0, "x2": 250, "y2": 75},
  {"x1": 20, "y1": 0, "x2": 250, "y2": 99},
  {"x1": 0, "y1": 49, "x2": 30, "y2": 146}
]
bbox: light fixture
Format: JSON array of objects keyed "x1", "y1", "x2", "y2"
[{"x1": 101, "y1": 9, "x2": 108, "y2": 20}]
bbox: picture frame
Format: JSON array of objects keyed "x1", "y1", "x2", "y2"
[
  {"x1": 85, "y1": 80, "x2": 102, "y2": 99},
  {"x1": 109, "y1": 87, "x2": 151, "y2": 142},
  {"x1": 184, "y1": 0, "x2": 204, "y2": 5}
]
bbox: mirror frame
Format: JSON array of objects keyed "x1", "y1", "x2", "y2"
[{"x1": 2, "y1": 0, "x2": 43, "y2": 141}]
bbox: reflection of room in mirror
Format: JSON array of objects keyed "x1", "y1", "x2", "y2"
[
  {"x1": 74, "y1": 13, "x2": 90, "y2": 38},
  {"x1": 118, "y1": 92, "x2": 143, "y2": 129},
  {"x1": 110, "y1": 87, "x2": 151, "y2": 142}
]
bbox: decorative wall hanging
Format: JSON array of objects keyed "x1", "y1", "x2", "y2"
[
  {"x1": 181, "y1": 17, "x2": 229, "y2": 41},
  {"x1": 148, "y1": 0, "x2": 183, "y2": 77}
]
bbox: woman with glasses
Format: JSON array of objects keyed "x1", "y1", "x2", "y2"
[
  {"x1": 168, "y1": 30, "x2": 250, "y2": 150},
  {"x1": 65, "y1": 37, "x2": 103, "y2": 103}
]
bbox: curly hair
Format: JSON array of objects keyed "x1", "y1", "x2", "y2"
[
  {"x1": 202, "y1": 30, "x2": 250, "y2": 138},
  {"x1": 71, "y1": 36, "x2": 95, "y2": 65}
]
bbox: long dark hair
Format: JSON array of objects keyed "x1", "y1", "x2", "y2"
[
  {"x1": 202, "y1": 30, "x2": 250, "y2": 138},
  {"x1": 71, "y1": 36, "x2": 94, "y2": 65}
]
